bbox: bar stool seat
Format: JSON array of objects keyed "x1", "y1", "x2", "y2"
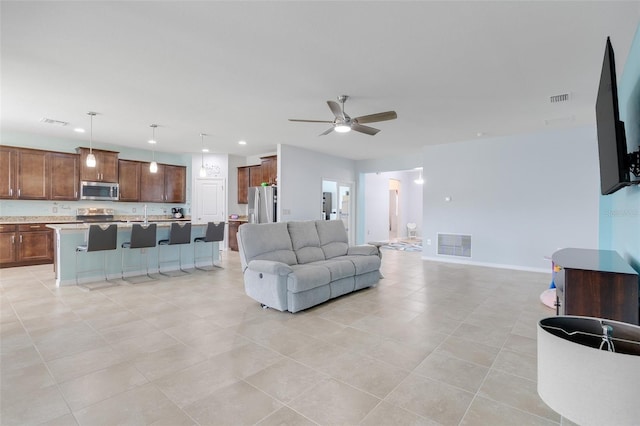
[
  {"x1": 194, "y1": 222, "x2": 225, "y2": 270},
  {"x1": 121, "y1": 223, "x2": 157, "y2": 282},
  {"x1": 76, "y1": 224, "x2": 118, "y2": 289},
  {"x1": 158, "y1": 222, "x2": 191, "y2": 276}
]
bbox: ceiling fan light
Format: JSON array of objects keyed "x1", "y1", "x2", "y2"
[
  {"x1": 335, "y1": 124, "x2": 351, "y2": 133},
  {"x1": 86, "y1": 153, "x2": 96, "y2": 168},
  {"x1": 150, "y1": 161, "x2": 158, "y2": 173}
]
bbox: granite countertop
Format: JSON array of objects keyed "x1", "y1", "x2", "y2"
[{"x1": 0, "y1": 215, "x2": 192, "y2": 225}]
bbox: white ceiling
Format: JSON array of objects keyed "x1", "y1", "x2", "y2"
[{"x1": 2, "y1": 1, "x2": 639, "y2": 160}]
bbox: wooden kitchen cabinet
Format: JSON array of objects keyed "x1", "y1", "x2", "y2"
[
  {"x1": 49, "y1": 152, "x2": 79, "y2": 200},
  {"x1": 0, "y1": 147, "x2": 17, "y2": 199},
  {"x1": 140, "y1": 163, "x2": 166, "y2": 202},
  {"x1": 77, "y1": 148, "x2": 119, "y2": 182},
  {"x1": 261, "y1": 155, "x2": 277, "y2": 186},
  {"x1": 249, "y1": 165, "x2": 263, "y2": 187},
  {"x1": 0, "y1": 225, "x2": 17, "y2": 264},
  {"x1": 0, "y1": 147, "x2": 49, "y2": 200},
  {"x1": 228, "y1": 221, "x2": 241, "y2": 251},
  {"x1": 237, "y1": 166, "x2": 250, "y2": 204},
  {"x1": 237, "y1": 156, "x2": 277, "y2": 204},
  {"x1": 138, "y1": 163, "x2": 186, "y2": 203},
  {"x1": 0, "y1": 223, "x2": 53, "y2": 268},
  {"x1": 118, "y1": 159, "x2": 141, "y2": 202},
  {"x1": 164, "y1": 165, "x2": 186, "y2": 203}
]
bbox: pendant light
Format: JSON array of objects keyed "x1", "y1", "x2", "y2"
[
  {"x1": 86, "y1": 112, "x2": 97, "y2": 168},
  {"x1": 149, "y1": 124, "x2": 158, "y2": 173},
  {"x1": 414, "y1": 167, "x2": 424, "y2": 185},
  {"x1": 199, "y1": 133, "x2": 207, "y2": 178}
]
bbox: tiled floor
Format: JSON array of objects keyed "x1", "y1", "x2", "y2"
[{"x1": 1, "y1": 249, "x2": 566, "y2": 425}]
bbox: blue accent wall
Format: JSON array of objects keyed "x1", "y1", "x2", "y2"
[{"x1": 599, "y1": 24, "x2": 640, "y2": 271}]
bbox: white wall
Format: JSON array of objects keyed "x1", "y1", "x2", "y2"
[
  {"x1": 422, "y1": 126, "x2": 600, "y2": 271},
  {"x1": 279, "y1": 144, "x2": 356, "y2": 221}
]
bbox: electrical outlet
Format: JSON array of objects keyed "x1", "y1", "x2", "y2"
[
  {"x1": 426, "y1": 239, "x2": 432, "y2": 245},
  {"x1": 132, "y1": 208, "x2": 136, "y2": 213},
  {"x1": 52, "y1": 207, "x2": 58, "y2": 213}
]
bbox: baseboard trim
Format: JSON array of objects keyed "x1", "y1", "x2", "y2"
[{"x1": 420, "y1": 255, "x2": 549, "y2": 274}]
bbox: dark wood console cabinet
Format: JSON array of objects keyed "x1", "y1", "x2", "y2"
[{"x1": 553, "y1": 248, "x2": 639, "y2": 325}]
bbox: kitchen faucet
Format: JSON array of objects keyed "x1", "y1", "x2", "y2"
[{"x1": 143, "y1": 204, "x2": 148, "y2": 224}]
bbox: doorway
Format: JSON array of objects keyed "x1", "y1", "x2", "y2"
[
  {"x1": 322, "y1": 179, "x2": 354, "y2": 244},
  {"x1": 389, "y1": 179, "x2": 400, "y2": 241}
]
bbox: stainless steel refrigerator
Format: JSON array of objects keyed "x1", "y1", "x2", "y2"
[{"x1": 248, "y1": 186, "x2": 277, "y2": 223}]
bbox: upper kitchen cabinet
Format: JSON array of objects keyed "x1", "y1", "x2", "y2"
[
  {"x1": 77, "y1": 147, "x2": 119, "y2": 182},
  {"x1": 0, "y1": 147, "x2": 49, "y2": 200},
  {"x1": 0, "y1": 146, "x2": 17, "y2": 199},
  {"x1": 49, "y1": 152, "x2": 79, "y2": 200},
  {"x1": 118, "y1": 159, "x2": 141, "y2": 202},
  {"x1": 164, "y1": 165, "x2": 186, "y2": 203},
  {"x1": 139, "y1": 163, "x2": 186, "y2": 203},
  {"x1": 249, "y1": 165, "x2": 263, "y2": 187},
  {"x1": 237, "y1": 166, "x2": 249, "y2": 204},
  {"x1": 261, "y1": 155, "x2": 277, "y2": 186}
]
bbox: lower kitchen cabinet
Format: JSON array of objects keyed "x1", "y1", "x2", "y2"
[
  {"x1": 228, "y1": 220, "x2": 242, "y2": 251},
  {"x1": 0, "y1": 223, "x2": 53, "y2": 268}
]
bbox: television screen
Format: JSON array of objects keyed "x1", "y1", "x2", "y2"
[{"x1": 595, "y1": 37, "x2": 630, "y2": 195}]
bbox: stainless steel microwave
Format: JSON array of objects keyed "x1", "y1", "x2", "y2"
[{"x1": 80, "y1": 181, "x2": 119, "y2": 201}]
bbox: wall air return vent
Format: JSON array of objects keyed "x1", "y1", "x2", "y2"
[
  {"x1": 549, "y1": 93, "x2": 570, "y2": 103},
  {"x1": 437, "y1": 233, "x2": 471, "y2": 258}
]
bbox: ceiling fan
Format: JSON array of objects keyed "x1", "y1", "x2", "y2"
[{"x1": 289, "y1": 95, "x2": 397, "y2": 136}]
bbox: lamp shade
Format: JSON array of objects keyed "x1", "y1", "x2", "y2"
[{"x1": 537, "y1": 316, "x2": 640, "y2": 426}]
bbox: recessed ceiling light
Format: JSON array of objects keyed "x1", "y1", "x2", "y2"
[
  {"x1": 238, "y1": 140, "x2": 247, "y2": 145},
  {"x1": 476, "y1": 132, "x2": 485, "y2": 137},
  {"x1": 148, "y1": 139, "x2": 156, "y2": 144},
  {"x1": 74, "y1": 128, "x2": 85, "y2": 133},
  {"x1": 202, "y1": 148, "x2": 209, "y2": 153}
]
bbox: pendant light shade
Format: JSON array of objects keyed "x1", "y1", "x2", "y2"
[
  {"x1": 86, "y1": 112, "x2": 97, "y2": 168},
  {"x1": 149, "y1": 124, "x2": 158, "y2": 174},
  {"x1": 199, "y1": 133, "x2": 207, "y2": 178}
]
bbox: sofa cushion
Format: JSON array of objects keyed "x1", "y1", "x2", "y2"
[
  {"x1": 288, "y1": 221, "x2": 325, "y2": 264},
  {"x1": 339, "y1": 255, "x2": 381, "y2": 275},
  {"x1": 287, "y1": 264, "x2": 331, "y2": 293},
  {"x1": 238, "y1": 222, "x2": 297, "y2": 265},
  {"x1": 310, "y1": 259, "x2": 355, "y2": 281},
  {"x1": 316, "y1": 220, "x2": 349, "y2": 259}
]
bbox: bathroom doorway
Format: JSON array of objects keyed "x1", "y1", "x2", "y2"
[{"x1": 389, "y1": 179, "x2": 400, "y2": 241}]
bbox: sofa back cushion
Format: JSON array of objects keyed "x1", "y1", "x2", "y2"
[
  {"x1": 316, "y1": 220, "x2": 349, "y2": 259},
  {"x1": 288, "y1": 221, "x2": 325, "y2": 264},
  {"x1": 238, "y1": 222, "x2": 297, "y2": 265}
]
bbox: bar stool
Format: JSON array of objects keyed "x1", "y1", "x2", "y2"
[
  {"x1": 158, "y1": 222, "x2": 191, "y2": 276},
  {"x1": 193, "y1": 222, "x2": 225, "y2": 270},
  {"x1": 121, "y1": 223, "x2": 157, "y2": 282},
  {"x1": 75, "y1": 224, "x2": 118, "y2": 287}
]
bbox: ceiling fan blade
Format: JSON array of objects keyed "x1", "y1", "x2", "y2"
[
  {"x1": 353, "y1": 111, "x2": 397, "y2": 124},
  {"x1": 319, "y1": 126, "x2": 335, "y2": 136},
  {"x1": 351, "y1": 123, "x2": 380, "y2": 135},
  {"x1": 289, "y1": 119, "x2": 334, "y2": 123},
  {"x1": 327, "y1": 101, "x2": 344, "y2": 119}
]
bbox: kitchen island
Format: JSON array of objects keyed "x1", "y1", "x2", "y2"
[{"x1": 47, "y1": 222, "x2": 216, "y2": 286}]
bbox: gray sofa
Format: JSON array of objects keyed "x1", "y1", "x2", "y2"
[{"x1": 237, "y1": 220, "x2": 381, "y2": 313}]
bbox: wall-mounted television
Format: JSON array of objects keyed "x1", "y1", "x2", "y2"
[{"x1": 595, "y1": 37, "x2": 639, "y2": 195}]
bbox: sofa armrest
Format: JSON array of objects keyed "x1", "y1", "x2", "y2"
[
  {"x1": 347, "y1": 244, "x2": 379, "y2": 256},
  {"x1": 247, "y1": 260, "x2": 293, "y2": 276}
]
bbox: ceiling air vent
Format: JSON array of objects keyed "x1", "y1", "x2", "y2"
[
  {"x1": 549, "y1": 93, "x2": 570, "y2": 103},
  {"x1": 40, "y1": 117, "x2": 69, "y2": 126},
  {"x1": 437, "y1": 233, "x2": 471, "y2": 258}
]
